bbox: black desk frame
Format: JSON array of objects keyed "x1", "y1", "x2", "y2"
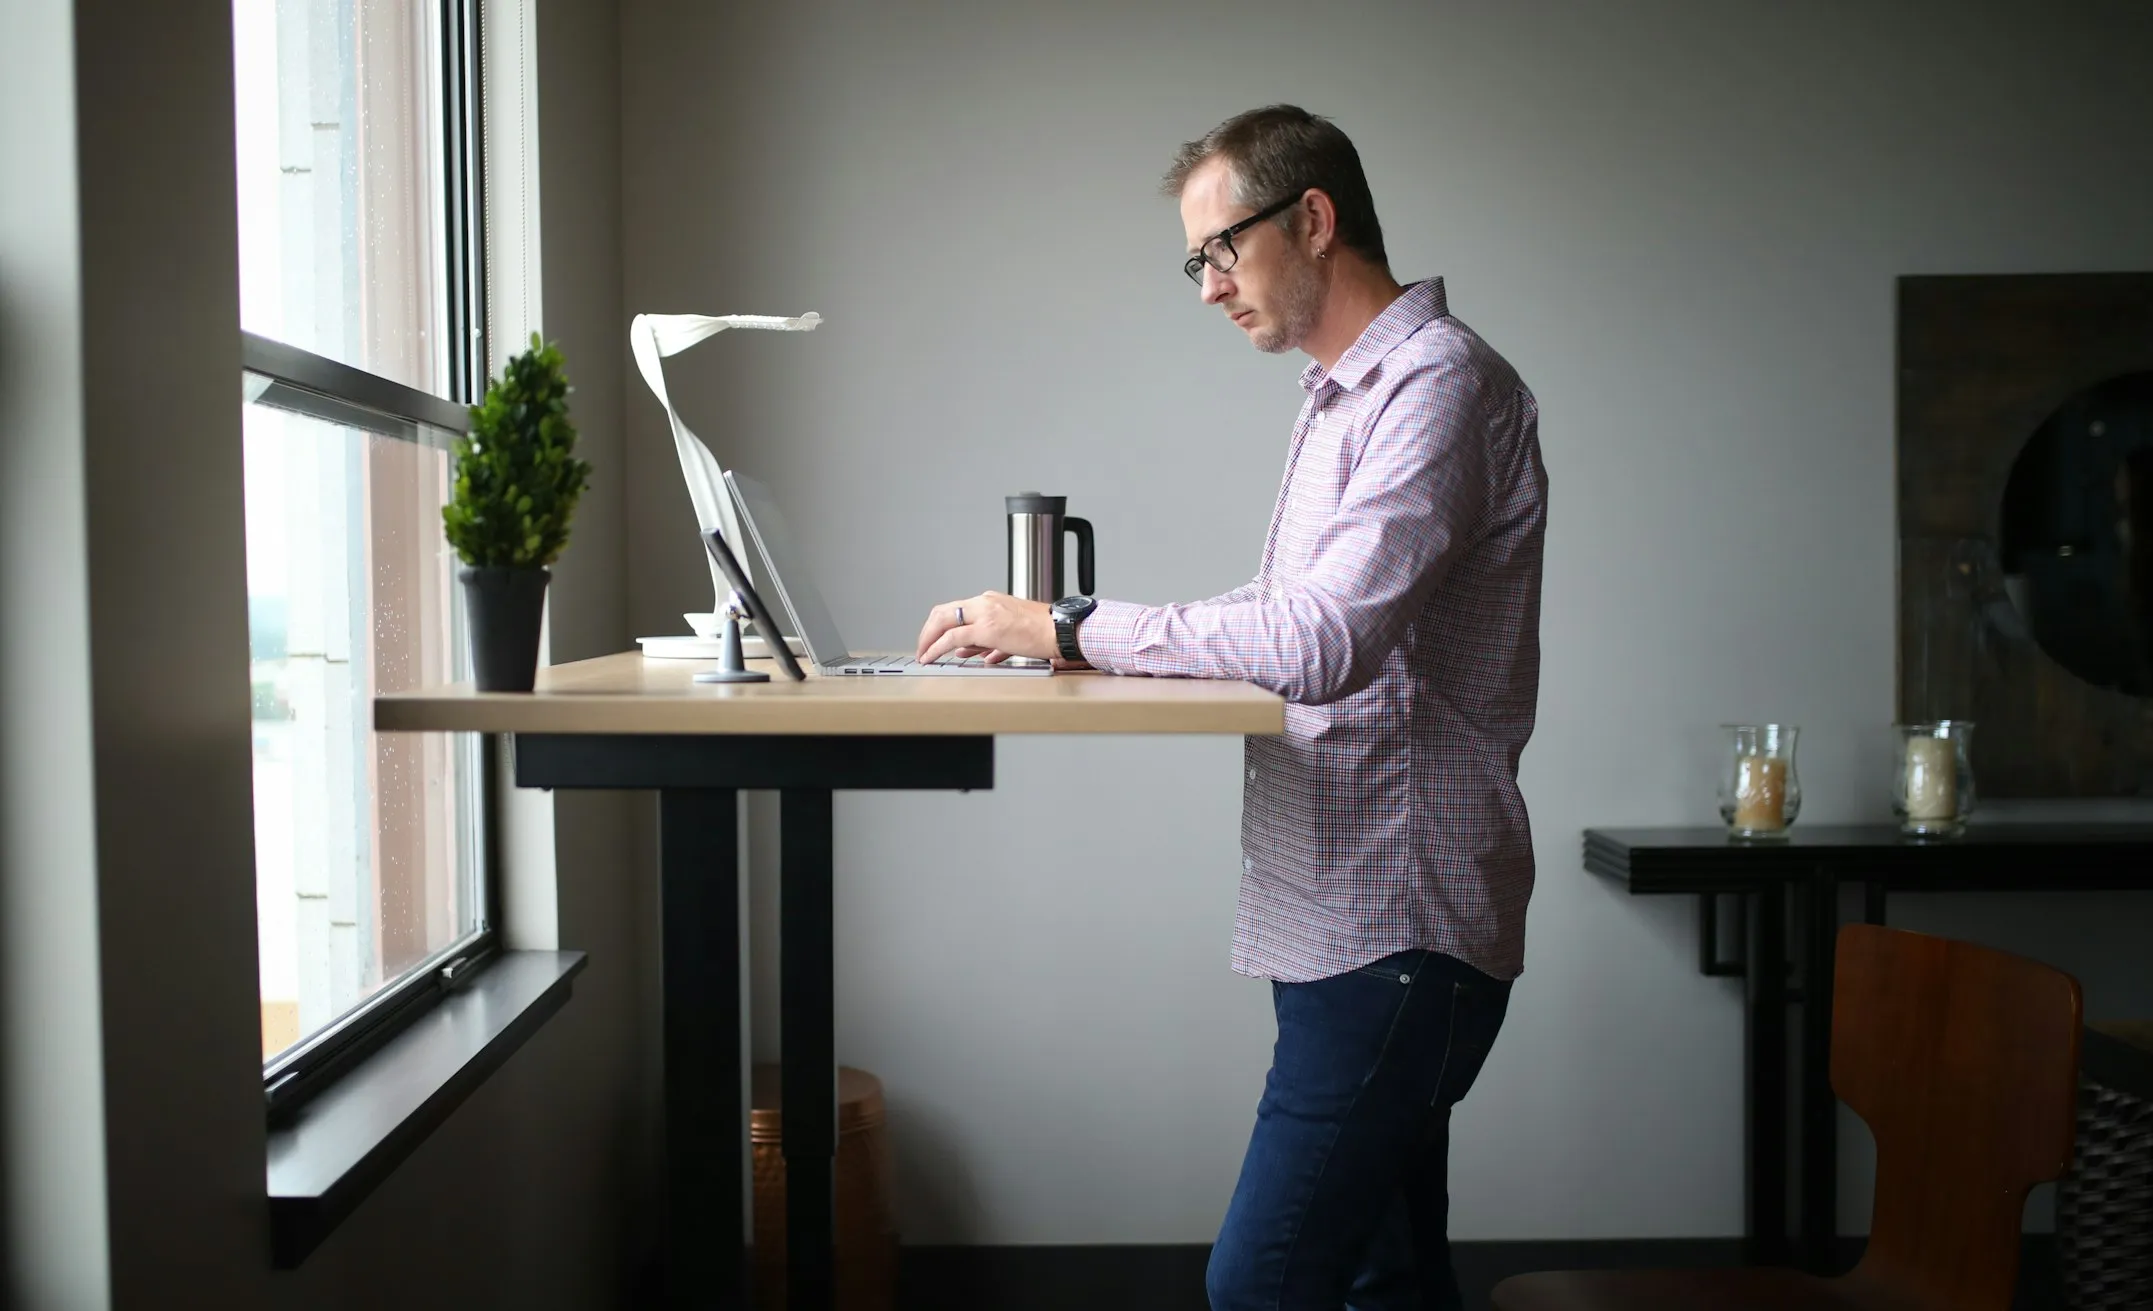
[
  {"x1": 1585, "y1": 824, "x2": 2153, "y2": 1272},
  {"x1": 518, "y1": 733, "x2": 996, "y2": 1311}
]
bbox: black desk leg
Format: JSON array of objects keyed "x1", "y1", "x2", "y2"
[
  {"x1": 1798, "y1": 875, "x2": 1839, "y2": 1272},
  {"x1": 659, "y1": 789, "x2": 744, "y2": 1310},
  {"x1": 1744, "y1": 883, "x2": 1790, "y2": 1266},
  {"x1": 781, "y1": 788, "x2": 837, "y2": 1311}
]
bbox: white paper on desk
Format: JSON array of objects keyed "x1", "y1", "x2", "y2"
[{"x1": 630, "y1": 311, "x2": 820, "y2": 614}]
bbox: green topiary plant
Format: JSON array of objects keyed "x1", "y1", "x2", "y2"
[{"x1": 443, "y1": 333, "x2": 593, "y2": 568}]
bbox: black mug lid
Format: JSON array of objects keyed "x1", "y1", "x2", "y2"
[{"x1": 1006, "y1": 491, "x2": 1066, "y2": 515}]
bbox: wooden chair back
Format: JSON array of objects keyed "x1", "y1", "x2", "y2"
[{"x1": 1831, "y1": 923, "x2": 2082, "y2": 1310}]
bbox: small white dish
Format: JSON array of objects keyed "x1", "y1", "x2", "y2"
[{"x1": 646, "y1": 624, "x2": 804, "y2": 660}]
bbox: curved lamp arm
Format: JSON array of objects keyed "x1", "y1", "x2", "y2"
[{"x1": 629, "y1": 310, "x2": 821, "y2": 619}]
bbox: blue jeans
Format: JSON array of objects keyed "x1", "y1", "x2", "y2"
[{"x1": 1207, "y1": 949, "x2": 1513, "y2": 1311}]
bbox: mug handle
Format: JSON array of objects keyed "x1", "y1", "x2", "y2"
[{"x1": 1064, "y1": 517, "x2": 1095, "y2": 596}]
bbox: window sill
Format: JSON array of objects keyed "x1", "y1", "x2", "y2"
[{"x1": 266, "y1": 949, "x2": 587, "y2": 1268}]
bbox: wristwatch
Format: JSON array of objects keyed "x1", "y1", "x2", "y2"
[{"x1": 1050, "y1": 595, "x2": 1097, "y2": 664}]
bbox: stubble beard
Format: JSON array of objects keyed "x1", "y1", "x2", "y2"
[{"x1": 1249, "y1": 252, "x2": 1325, "y2": 355}]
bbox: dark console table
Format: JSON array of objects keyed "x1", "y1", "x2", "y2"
[{"x1": 1584, "y1": 824, "x2": 2153, "y2": 1271}]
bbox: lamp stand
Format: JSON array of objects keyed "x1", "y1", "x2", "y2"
[{"x1": 692, "y1": 594, "x2": 770, "y2": 684}]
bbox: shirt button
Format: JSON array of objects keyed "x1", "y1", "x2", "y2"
[
  {"x1": 1246, "y1": 767, "x2": 1256, "y2": 781},
  {"x1": 1242, "y1": 857, "x2": 1254, "y2": 872}
]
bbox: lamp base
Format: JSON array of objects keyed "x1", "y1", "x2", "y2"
[
  {"x1": 690, "y1": 606, "x2": 770, "y2": 684},
  {"x1": 693, "y1": 669, "x2": 770, "y2": 684}
]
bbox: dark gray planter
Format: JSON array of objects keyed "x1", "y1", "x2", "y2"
[{"x1": 459, "y1": 566, "x2": 549, "y2": 692}]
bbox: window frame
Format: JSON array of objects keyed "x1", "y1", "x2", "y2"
[
  {"x1": 243, "y1": 0, "x2": 500, "y2": 1122},
  {"x1": 246, "y1": 329, "x2": 503, "y2": 1120},
  {"x1": 443, "y1": 0, "x2": 488, "y2": 401}
]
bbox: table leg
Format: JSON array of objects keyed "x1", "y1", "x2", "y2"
[
  {"x1": 659, "y1": 789, "x2": 744, "y2": 1309},
  {"x1": 1798, "y1": 873, "x2": 1840, "y2": 1272},
  {"x1": 781, "y1": 788, "x2": 837, "y2": 1311},
  {"x1": 1745, "y1": 883, "x2": 1791, "y2": 1266},
  {"x1": 1698, "y1": 893, "x2": 1748, "y2": 977}
]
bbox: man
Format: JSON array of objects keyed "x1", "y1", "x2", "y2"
[{"x1": 916, "y1": 104, "x2": 1546, "y2": 1311}]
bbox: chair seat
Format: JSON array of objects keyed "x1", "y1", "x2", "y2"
[{"x1": 1491, "y1": 1267, "x2": 1929, "y2": 1311}]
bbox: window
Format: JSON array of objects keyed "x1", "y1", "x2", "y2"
[
  {"x1": 233, "y1": 0, "x2": 492, "y2": 1105},
  {"x1": 233, "y1": 0, "x2": 483, "y2": 396}
]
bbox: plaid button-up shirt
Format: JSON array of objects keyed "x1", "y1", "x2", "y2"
[{"x1": 1078, "y1": 278, "x2": 1545, "y2": 982}]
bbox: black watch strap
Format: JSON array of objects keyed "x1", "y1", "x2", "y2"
[{"x1": 1053, "y1": 598, "x2": 1094, "y2": 663}]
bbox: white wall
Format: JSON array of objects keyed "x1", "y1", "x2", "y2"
[
  {"x1": 3, "y1": 0, "x2": 653, "y2": 1305},
  {"x1": 1, "y1": 0, "x2": 113, "y2": 1303},
  {"x1": 621, "y1": 0, "x2": 2153, "y2": 1245},
  {"x1": 33, "y1": 0, "x2": 267, "y2": 1303},
  {"x1": 0, "y1": 2, "x2": 286, "y2": 1301}
]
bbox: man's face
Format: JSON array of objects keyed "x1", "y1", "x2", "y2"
[{"x1": 1179, "y1": 158, "x2": 1324, "y2": 355}]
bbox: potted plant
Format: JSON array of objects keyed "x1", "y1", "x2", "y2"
[{"x1": 443, "y1": 333, "x2": 592, "y2": 691}]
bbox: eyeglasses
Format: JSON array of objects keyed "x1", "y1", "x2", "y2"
[{"x1": 1182, "y1": 191, "x2": 1304, "y2": 286}]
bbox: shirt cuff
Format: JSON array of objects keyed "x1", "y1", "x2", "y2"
[{"x1": 1074, "y1": 598, "x2": 1147, "y2": 673}]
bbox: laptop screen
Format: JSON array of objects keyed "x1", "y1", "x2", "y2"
[{"x1": 723, "y1": 470, "x2": 854, "y2": 665}]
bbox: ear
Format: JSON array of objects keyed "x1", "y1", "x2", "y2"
[{"x1": 1296, "y1": 188, "x2": 1339, "y2": 255}]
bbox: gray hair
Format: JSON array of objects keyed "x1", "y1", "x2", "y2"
[{"x1": 1162, "y1": 104, "x2": 1388, "y2": 267}]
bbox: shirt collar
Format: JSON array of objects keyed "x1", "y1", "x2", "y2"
[{"x1": 1298, "y1": 277, "x2": 1448, "y2": 395}]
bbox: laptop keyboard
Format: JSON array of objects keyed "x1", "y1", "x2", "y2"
[{"x1": 838, "y1": 654, "x2": 991, "y2": 673}]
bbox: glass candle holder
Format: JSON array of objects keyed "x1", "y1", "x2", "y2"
[
  {"x1": 1718, "y1": 723, "x2": 1802, "y2": 839},
  {"x1": 1893, "y1": 720, "x2": 1975, "y2": 838}
]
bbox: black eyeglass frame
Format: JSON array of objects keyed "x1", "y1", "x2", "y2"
[{"x1": 1182, "y1": 190, "x2": 1306, "y2": 286}]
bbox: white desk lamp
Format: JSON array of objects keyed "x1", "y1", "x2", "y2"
[{"x1": 630, "y1": 310, "x2": 820, "y2": 664}]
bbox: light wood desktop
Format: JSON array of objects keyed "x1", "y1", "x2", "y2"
[{"x1": 377, "y1": 650, "x2": 1284, "y2": 736}]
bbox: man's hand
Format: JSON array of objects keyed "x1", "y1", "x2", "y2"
[{"x1": 915, "y1": 591, "x2": 1060, "y2": 665}]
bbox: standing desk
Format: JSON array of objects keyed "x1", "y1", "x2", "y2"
[{"x1": 378, "y1": 652, "x2": 1284, "y2": 1309}]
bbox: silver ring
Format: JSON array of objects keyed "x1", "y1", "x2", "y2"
[{"x1": 956, "y1": 606, "x2": 964, "y2": 624}]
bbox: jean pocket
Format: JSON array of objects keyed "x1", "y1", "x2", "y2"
[{"x1": 1431, "y1": 978, "x2": 1512, "y2": 1107}]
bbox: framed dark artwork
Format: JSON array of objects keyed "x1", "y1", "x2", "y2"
[{"x1": 1897, "y1": 272, "x2": 2153, "y2": 797}]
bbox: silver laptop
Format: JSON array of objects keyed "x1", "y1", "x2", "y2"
[{"x1": 725, "y1": 470, "x2": 1053, "y2": 677}]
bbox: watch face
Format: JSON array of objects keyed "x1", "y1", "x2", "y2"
[{"x1": 1057, "y1": 596, "x2": 1095, "y2": 618}]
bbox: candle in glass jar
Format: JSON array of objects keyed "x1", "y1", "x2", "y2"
[
  {"x1": 1734, "y1": 754, "x2": 1787, "y2": 831},
  {"x1": 1905, "y1": 735, "x2": 1957, "y2": 820}
]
